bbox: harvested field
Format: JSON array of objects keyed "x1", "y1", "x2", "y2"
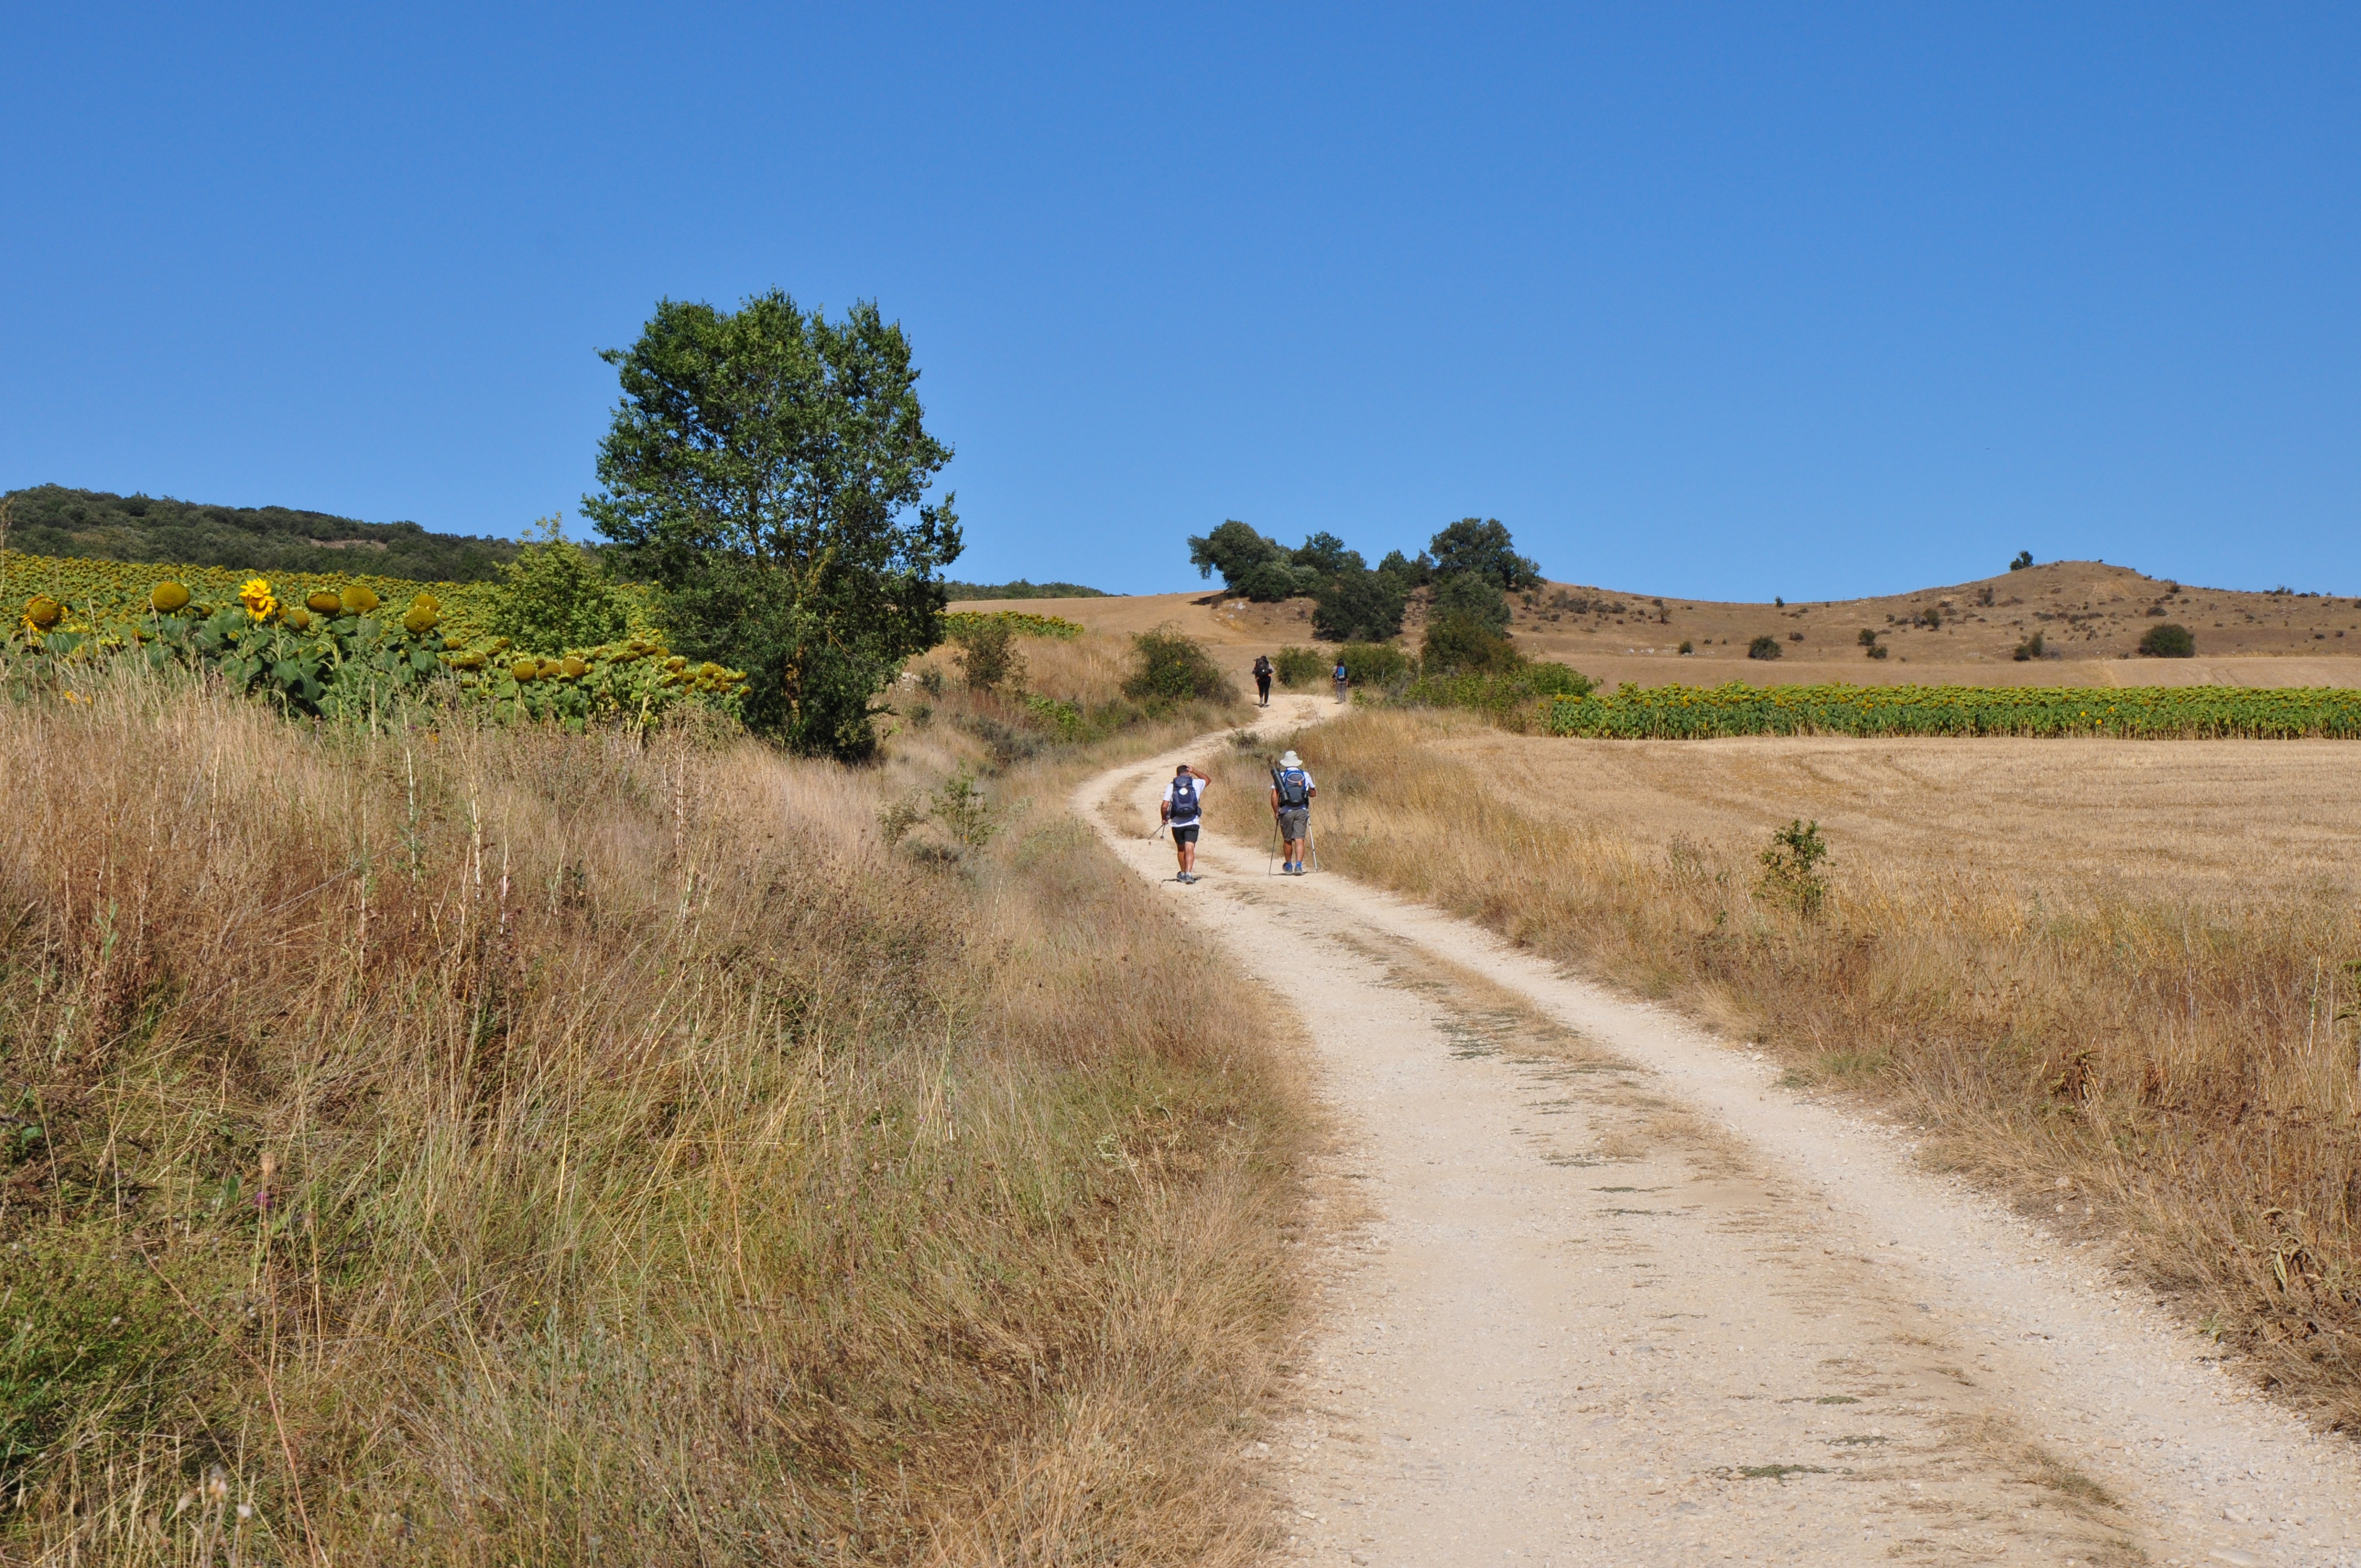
[{"x1": 1435, "y1": 723, "x2": 2361, "y2": 903}]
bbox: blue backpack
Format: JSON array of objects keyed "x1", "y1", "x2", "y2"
[
  {"x1": 1169, "y1": 775, "x2": 1200, "y2": 823},
  {"x1": 1273, "y1": 767, "x2": 1310, "y2": 808}
]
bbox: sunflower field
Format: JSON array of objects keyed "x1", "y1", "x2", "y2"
[
  {"x1": 2, "y1": 552, "x2": 745, "y2": 729},
  {"x1": 943, "y1": 608, "x2": 1084, "y2": 640},
  {"x1": 1546, "y1": 681, "x2": 2361, "y2": 739}
]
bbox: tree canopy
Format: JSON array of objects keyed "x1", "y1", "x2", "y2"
[
  {"x1": 583, "y1": 292, "x2": 960, "y2": 758},
  {"x1": 1428, "y1": 518, "x2": 1540, "y2": 592},
  {"x1": 1183, "y1": 515, "x2": 1543, "y2": 646},
  {"x1": 943, "y1": 578, "x2": 1107, "y2": 600}
]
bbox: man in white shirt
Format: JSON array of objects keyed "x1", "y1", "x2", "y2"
[
  {"x1": 1268, "y1": 749, "x2": 1315, "y2": 874},
  {"x1": 1160, "y1": 764, "x2": 1210, "y2": 883}
]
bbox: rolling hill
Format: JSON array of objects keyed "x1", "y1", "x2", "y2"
[
  {"x1": 2, "y1": 484, "x2": 522, "y2": 581},
  {"x1": 960, "y1": 560, "x2": 2361, "y2": 690}
]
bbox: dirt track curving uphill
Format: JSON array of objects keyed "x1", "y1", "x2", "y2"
[{"x1": 1075, "y1": 701, "x2": 2361, "y2": 1567}]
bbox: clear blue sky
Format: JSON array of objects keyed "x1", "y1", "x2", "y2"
[{"x1": 4, "y1": 4, "x2": 2355, "y2": 598}]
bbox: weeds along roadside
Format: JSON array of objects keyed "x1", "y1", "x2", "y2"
[
  {"x1": 1215, "y1": 707, "x2": 2361, "y2": 1432},
  {"x1": 0, "y1": 655, "x2": 1300, "y2": 1565}
]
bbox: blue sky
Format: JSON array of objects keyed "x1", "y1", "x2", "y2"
[{"x1": 4, "y1": 4, "x2": 2355, "y2": 598}]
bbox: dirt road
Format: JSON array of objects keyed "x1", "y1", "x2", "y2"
[{"x1": 1077, "y1": 703, "x2": 2361, "y2": 1567}]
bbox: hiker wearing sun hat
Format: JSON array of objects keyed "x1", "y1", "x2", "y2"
[{"x1": 1267, "y1": 749, "x2": 1316, "y2": 875}]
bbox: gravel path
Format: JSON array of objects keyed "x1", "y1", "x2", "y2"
[{"x1": 1077, "y1": 705, "x2": 2361, "y2": 1567}]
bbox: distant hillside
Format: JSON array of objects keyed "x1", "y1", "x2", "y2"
[
  {"x1": 944, "y1": 578, "x2": 1108, "y2": 600},
  {"x1": 1, "y1": 484, "x2": 521, "y2": 582}
]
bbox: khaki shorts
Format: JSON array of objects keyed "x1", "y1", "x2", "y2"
[{"x1": 1277, "y1": 807, "x2": 1309, "y2": 839}]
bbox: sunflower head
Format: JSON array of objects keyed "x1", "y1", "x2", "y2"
[
  {"x1": 559, "y1": 655, "x2": 588, "y2": 679},
  {"x1": 24, "y1": 596, "x2": 63, "y2": 629},
  {"x1": 238, "y1": 579, "x2": 277, "y2": 622},
  {"x1": 151, "y1": 581, "x2": 191, "y2": 613},
  {"x1": 285, "y1": 607, "x2": 314, "y2": 631},
  {"x1": 512, "y1": 658, "x2": 541, "y2": 682},
  {"x1": 340, "y1": 585, "x2": 380, "y2": 616},
  {"x1": 306, "y1": 591, "x2": 344, "y2": 616},
  {"x1": 401, "y1": 603, "x2": 439, "y2": 635}
]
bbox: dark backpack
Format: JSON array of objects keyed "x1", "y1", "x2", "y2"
[
  {"x1": 1169, "y1": 775, "x2": 1200, "y2": 822},
  {"x1": 1253, "y1": 656, "x2": 1272, "y2": 676},
  {"x1": 1272, "y1": 767, "x2": 1310, "y2": 808}
]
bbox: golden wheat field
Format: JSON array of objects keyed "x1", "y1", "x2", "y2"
[
  {"x1": 1228, "y1": 709, "x2": 2361, "y2": 1428},
  {"x1": 1416, "y1": 723, "x2": 2361, "y2": 902}
]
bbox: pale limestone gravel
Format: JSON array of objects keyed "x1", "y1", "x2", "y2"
[{"x1": 1076, "y1": 704, "x2": 2361, "y2": 1568}]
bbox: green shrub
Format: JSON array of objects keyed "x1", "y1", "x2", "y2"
[
  {"x1": 1312, "y1": 569, "x2": 1408, "y2": 641},
  {"x1": 1273, "y1": 646, "x2": 1328, "y2": 687},
  {"x1": 1747, "y1": 635, "x2": 1782, "y2": 661},
  {"x1": 950, "y1": 616, "x2": 1024, "y2": 691},
  {"x1": 1755, "y1": 819, "x2": 1830, "y2": 917},
  {"x1": 1236, "y1": 559, "x2": 1310, "y2": 602},
  {"x1": 1400, "y1": 661, "x2": 1592, "y2": 728},
  {"x1": 1423, "y1": 615, "x2": 1520, "y2": 676},
  {"x1": 2014, "y1": 630, "x2": 2045, "y2": 662},
  {"x1": 1430, "y1": 571, "x2": 1511, "y2": 634},
  {"x1": 488, "y1": 517, "x2": 629, "y2": 654},
  {"x1": 1123, "y1": 624, "x2": 1237, "y2": 703},
  {"x1": 2139, "y1": 622, "x2": 2196, "y2": 658},
  {"x1": 1337, "y1": 641, "x2": 1415, "y2": 689}
]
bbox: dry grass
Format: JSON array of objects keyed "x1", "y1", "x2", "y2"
[
  {"x1": 1, "y1": 663, "x2": 1303, "y2": 1565},
  {"x1": 900, "y1": 628, "x2": 1143, "y2": 714},
  {"x1": 1221, "y1": 709, "x2": 2361, "y2": 1429}
]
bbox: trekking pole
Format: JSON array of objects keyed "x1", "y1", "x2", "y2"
[{"x1": 1266, "y1": 761, "x2": 1280, "y2": 876}]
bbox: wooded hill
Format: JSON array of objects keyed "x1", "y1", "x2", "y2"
[{"x1": 2, "y1": 484, "x2": 521, "y2": 581}]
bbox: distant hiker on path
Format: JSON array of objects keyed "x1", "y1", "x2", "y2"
[
  {"x1": 1252, "y1": 653, "x2": 1274, "y2": 707},
  {"x1": 1332, "y1": 659, "x2": 1348, "y2": 703},
  {"x1": 1161, "y1": 764, "x2": 1210, "y2": 883},
  {"x1": 1270, "y1": 750, "x2": 1315, "y2": 875}
]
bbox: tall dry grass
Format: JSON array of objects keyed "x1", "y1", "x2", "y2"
[
  {"x1": 2, "y1": 663, "x2": 1302, "y2": 1565},
  {"x1": 1220, "y1": 710, "x2": 2361, "y2": 1429}
]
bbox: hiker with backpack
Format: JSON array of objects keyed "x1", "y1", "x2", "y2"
[
  {"x1": 1331, "y1": 658, "x2": 1348, "y2": 703},
  {"x1": 1269, "y1": 750, "x2": 1316, "y2": 875},
  {"x1": 1161, "y1": 764, "x2": 1210, "y2": 883},
  {"x1": 1252, "y1": 653, "x2": 1274, "y2": 707}
]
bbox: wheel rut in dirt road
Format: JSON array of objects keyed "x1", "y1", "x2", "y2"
[{"x1": 1076, "y1": 709, "x2": 2361, "y2": 1567}]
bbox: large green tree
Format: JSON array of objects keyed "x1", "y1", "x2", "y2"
[
  {"x1": 583, "y1": 293, "x2": 960, "y2": 758},
  {"x1": 1428, "y1": 517, "x2": 1541, "y2": 591}
]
